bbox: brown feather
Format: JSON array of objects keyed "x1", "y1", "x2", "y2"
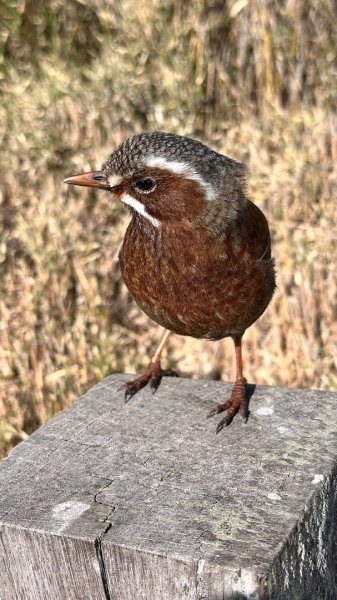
[{"x1": 119, "y1": 187, "x2": 275, "y2": 341}]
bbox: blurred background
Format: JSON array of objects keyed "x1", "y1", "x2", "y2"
[{"x1": 0, "y1": 0, "x2": 336, "y2": 456}]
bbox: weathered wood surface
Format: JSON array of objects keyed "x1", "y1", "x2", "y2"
[{"x1": 1, "y1": 374, "x2": 337, "y2": 599}]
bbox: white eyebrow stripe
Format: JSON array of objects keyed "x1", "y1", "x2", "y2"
[
  {"x1": 145, "y1": 157, "x2": 192, "y2": 175},
  {"x1": 121, "y1": 193, "x2": 160, "y2": 228},
  {"x1": 144, "y1": 156, "x2": 216, "y2": 201}
]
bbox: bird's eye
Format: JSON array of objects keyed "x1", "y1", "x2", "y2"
[{"x1": 134, "y1": 177, "x2": 156, "y2": 193}]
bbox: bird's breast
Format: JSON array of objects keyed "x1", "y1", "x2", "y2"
[{"x1": 119, "y1": 220, "x2": 275, "y2": 340}]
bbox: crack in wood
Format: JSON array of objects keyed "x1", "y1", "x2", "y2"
[
  {"x1": 93, "y1": 479, "x2": 115, "y2": 600},
  {"x1": 95, "y1": 522, "x2": 113, "y2": 600}
]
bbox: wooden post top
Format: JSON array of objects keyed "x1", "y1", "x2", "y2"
[{"x1": 1, "y1": 375, "x2": 337, "y2": 599}]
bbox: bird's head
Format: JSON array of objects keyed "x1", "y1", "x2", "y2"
[{"x1": 63, "y1": 132, "x2": 246, "y2": 229}]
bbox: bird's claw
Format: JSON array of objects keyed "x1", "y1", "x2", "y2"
[
  {"x1": 207, "y1": 378, "x2": 248, "y2": 431},
  {"x1": 207, "y1": 404, "x2": 225, "y2": 418},
  {"x1": 124, "y1": 386, "x2": 138, "y2": 403},
  {"x1": 122, "y1": 362, "x2": 178, "y2": 402}
]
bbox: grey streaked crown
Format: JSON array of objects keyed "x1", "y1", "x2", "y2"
[{"x1": 102, "y1": 132, "x2": 246, "y2": 187}]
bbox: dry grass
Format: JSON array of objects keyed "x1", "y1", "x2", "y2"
[{"x1": 0, "y1": 0, "x2": 336, "y2": 456}]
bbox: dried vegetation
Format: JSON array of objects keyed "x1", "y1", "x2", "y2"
[{"x1": 0, "y1": 0, "x2": 336, "y2": 455}]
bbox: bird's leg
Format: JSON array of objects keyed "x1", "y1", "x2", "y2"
[
  {"x1": 123, "y1": 330, "x2": 178, "y2": 402},
  {"x1": 207, "y1": 335, "x2": 248, "y2": 432}
]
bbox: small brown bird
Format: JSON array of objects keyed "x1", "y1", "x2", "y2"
[{"x1": 64, "y1": 132, "x2": 275, "y2": 431}]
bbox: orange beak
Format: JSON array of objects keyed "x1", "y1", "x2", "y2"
[{"x1": 63, "y1": 171, "x2": 112, "y2": 191}]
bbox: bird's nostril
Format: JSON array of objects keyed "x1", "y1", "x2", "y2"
[{"x1": 92, "y1": 172, "x2": 106, "y2": 181}]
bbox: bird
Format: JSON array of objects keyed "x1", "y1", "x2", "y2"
[{"x1": 64, "y1": 132, "x2": 276, "y2": 432}]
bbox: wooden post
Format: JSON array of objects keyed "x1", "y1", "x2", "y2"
[{"x1": 1, "y1": 375, "x2": 337, "y2": 599}]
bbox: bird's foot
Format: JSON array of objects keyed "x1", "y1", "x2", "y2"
[
  {"x1": 207, "y1": 378, "x2": 248, "y2": 432},
  {"x1": 122, "y1": 360, "x2": 178, "y2": 402}
]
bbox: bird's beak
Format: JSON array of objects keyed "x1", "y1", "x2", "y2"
[{"x1": 63, "y1": 171, "x2": 111, "y2": 191}]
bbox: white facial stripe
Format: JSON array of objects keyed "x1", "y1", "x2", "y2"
[
  {"x1": 121, "y1": 193, "x2": 160, "y2": 228},
  {"x1": 144, "y1": 156, "x2": 216, "y2": 201}
]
